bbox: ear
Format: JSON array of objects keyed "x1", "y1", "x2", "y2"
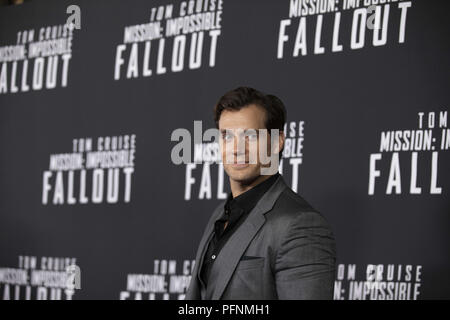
[
  {"x1": 273, "y1": 130, "x2": 285, "y2": 155},
  {"x1": 279, "y1": 130, "x2": 285, "y2": 153}
]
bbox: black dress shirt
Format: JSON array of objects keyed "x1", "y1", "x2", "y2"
[{"x1": 199, "y1": 173, "x2": 280, "y2": 288}]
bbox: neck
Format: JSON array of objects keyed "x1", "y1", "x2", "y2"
[{"x1": 230, "y1": 174, "x2": 274, "y2": 198}]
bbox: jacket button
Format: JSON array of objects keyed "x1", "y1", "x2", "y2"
[{"x1": 212, "y1": 255, "x2": 216, "y2": 260}]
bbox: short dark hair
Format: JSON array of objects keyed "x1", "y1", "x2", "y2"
[{"x1": 214, "y1": 86, "x2": 286, "y2": 160}]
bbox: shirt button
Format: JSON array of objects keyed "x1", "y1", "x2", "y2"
[{"x1": 212, "y1": 255, "x2": 216, "y2": 260}]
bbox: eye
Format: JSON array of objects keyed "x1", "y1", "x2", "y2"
[
  {"x1": 247, "y1": 133, "x2": 258, "y2": 141},
  {"x1": 222, "y1": 133, "x2": 233, "y2": 141}
]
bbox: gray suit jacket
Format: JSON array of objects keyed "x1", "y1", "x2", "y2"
[{"x1": 185, "y1": 174, "x2": 336, "y2": 300}]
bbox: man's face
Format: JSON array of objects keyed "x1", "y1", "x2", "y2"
[{"x1": 218, "y1": 104, "x2": 278, "y2": 185}]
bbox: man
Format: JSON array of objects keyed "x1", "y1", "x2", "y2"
[{"x1": 185, "y1": 87, "x2": 336, "y2": 300}]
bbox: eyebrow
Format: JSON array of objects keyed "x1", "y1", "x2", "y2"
[
  {"x1": 219, "y1": 128, "x2": 260, "y2": 132},
  {"x1": 219, "y1": 129, "x2": 261, "y2": 138}
]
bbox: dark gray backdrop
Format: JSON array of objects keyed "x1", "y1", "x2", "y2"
[{"x1": 0, "y1": 0, "x2": 449, "y2": 299}]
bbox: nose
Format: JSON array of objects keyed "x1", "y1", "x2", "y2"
[{"x1": 233, "y1": 134, "x2": 246, "y2": 156}]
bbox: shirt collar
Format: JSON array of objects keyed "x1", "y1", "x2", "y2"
[{"x1": 224, "y1": 172, "x2": 280, "y2": 216}]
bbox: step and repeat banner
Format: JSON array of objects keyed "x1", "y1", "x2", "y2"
[{"x1": 0, "y1": 0, "x2": 449, "y2": 300}]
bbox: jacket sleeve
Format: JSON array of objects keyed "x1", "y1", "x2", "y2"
[{"x1": 274, "y1": 211, "x2": 336, "y2": 299}]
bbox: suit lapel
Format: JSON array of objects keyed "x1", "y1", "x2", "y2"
[{"x1": 207, "y1": 175, "x2": 288, "y2": 300}]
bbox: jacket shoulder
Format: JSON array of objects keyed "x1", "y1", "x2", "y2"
[{"x1": 265, "y1": 187, "x2": 332, "y2": 231}]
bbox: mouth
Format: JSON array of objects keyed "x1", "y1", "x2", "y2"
[{"x1": 231, "y1": 162, "x2": 249, "y2": 168}]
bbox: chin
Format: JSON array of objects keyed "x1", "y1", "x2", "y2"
[{"x1": 225, "y1": 165, "x2": 260, "y2": 184}]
